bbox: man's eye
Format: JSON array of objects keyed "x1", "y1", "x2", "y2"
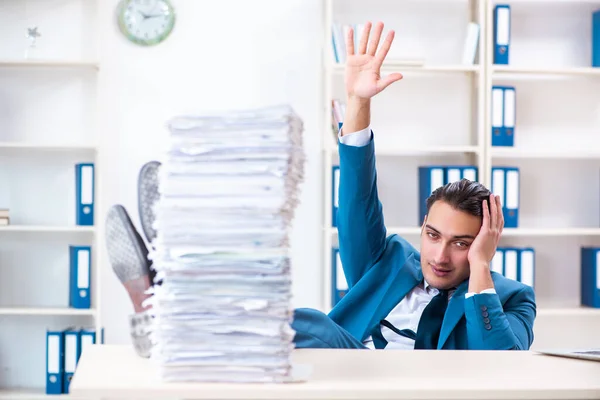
[{"x1": 427, "y1": 232, "x2": 438, "y2": 239}]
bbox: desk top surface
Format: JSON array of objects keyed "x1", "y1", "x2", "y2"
[{"x1": 71, "y1": 345, "x2": 600, "y2": 400}]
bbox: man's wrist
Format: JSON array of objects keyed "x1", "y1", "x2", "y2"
[
  {"x1": 342, "y1": 96, "x2": 370, "y2": 136},
  {"x1": 468, "y1": 261, "x2": 494, "y2": 294},
  {"x1": 469, "y1": 260, "x2": 490, "y2": 270}
]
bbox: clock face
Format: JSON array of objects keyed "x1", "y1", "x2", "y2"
[{"x1": 118, "y1": 0, "x2": 175, "y2": 46}]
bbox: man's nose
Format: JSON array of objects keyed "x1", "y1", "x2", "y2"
[{"x1": 434, "y1": 244, "x2": 451, "y2": 264}]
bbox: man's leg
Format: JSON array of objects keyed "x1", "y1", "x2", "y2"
[
  {"x1": 105, "y1": 204, "x2": 154, "y2": 357},
  {"x1": 292, "y1": 308, "x2": 367, "y2": 349},
  {"x1": 104, "y1": 160, "x2": 162, "y2": 358}
]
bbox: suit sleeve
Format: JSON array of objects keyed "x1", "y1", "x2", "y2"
[
  {"x1": 463, "y1": 285, "x2": 536, "y2": 350},
  {"x1": 337, "y1": 130, "x2": 388, "y2": 288}
]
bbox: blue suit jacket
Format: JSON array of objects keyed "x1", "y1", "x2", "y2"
[{"x1": 328, "y1": 133, "x2": 537, "y2": 350}]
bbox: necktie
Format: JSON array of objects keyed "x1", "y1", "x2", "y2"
[
  {"x1": 371, "y1": 321, "x2": 416, "y2": 349},
  {"x1": 414, "y1": 289, "x2": 449, "y2": 350}
]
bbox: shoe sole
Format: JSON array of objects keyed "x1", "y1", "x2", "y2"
[
  {"x1": 138, "y1": 161, "x2": 161, "y2": 246},
  {"x1": 105, "y1": 205, "x2": 150, "y2": 284}
]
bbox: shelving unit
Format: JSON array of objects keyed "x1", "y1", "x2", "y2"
[
  {"x1": 0, "y1": 0, "x2": 103, "y2": 396},
  {"x1": 323, "y1": 0, "x2": 600, "y2": 349}
]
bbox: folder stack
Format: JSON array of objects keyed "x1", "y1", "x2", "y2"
[
  {"x1": 491, "y1": 247, "x2": 535, "y2": 288},
  {"x1": 491, "y1": 86, "x2": 516, "y2": 147},
  {"x1": 491, "y1": 167, "x2": 520, "y2": 228},
  {"x1": 46, "y1": 327, "x2": 102, "y2": 395},
  {"x1": 149, "y1": 105, "x2": 306, "y2": 383}
]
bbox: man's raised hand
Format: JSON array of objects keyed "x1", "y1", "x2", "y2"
[{"x1": 345, "y1": 21, "x2": 403, "y2": 101}]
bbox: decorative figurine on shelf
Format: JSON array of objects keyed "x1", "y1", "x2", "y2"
[{"x1": 24, "y1": 26, "x2": 41, "y2": 59}]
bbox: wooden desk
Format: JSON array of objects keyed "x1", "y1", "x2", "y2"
[{"x1": 70, "y1": 345, "x2": 600, "y2": 400}]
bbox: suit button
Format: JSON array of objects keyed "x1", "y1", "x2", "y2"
[
  {"x1": 480, "y1": 305, "x2": 488, "y2": 311},
  {"x1": 482, "y1": 311, "x2": 489, "y2": 318},
  {"x1": 485, "y1": 324, "x2": 492, "y2": 330},
  {"x1": 484, "y1": 318, "x2": 490, "y2": 324}
]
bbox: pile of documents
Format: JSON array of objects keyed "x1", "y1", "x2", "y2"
[{"x1": 148, "y1": 105, "x2": 305, "y2": 383}]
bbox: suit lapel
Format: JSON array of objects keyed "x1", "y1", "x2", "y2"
[
  {"x1": 364, "y1": 253, "x2": 422, "y2": 340},
  {"x1": 437, "y1": 280, "x2": 469, "y2": 349}
]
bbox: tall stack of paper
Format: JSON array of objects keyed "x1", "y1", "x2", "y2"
[{"x1": 148, "y1": 105, "x2": 305, "y2": 383}]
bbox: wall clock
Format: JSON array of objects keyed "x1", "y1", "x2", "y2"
[{"x1": 117, "y1": 0, "x2": 176, "y2": 46}]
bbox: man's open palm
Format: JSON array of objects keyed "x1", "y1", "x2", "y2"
[{"x1": 345, "y1": 21, "x2": 403, "y2": 100}]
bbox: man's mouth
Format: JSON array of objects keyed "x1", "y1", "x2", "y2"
[{"x1": 431, "y1": 264, "x2": 452, "y2": 277}]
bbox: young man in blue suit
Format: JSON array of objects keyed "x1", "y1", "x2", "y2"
[
  {"x1": 104, "y1": 20, "x2": 535, "y2": 356},
  {"x1": 291, "y1": 21, "x2": 536, "y2": 350}
]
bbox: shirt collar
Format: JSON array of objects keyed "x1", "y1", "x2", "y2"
[{"x1": 423, "y1": 279, "x2": 456, "y2": 298}]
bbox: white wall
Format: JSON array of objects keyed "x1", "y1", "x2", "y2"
[{"x1": 97, "y1": 0, "x2": 326, "y2": 345}]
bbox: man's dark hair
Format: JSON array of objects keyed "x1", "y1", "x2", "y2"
[{"x1": 426, "y1": 178, "x2": 492, "y2": 218}]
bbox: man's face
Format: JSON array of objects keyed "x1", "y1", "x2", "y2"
[{"x1": 420, "y1": 201, "x2": 482, "y2": 290}]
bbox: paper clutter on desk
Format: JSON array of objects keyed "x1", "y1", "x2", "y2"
[{"x1": 147, "y1": 105, "x2": 306, "y2": 383}]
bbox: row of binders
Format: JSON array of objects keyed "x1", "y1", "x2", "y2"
[
  {"x1": 331, "y1": 247, "x2": 600, "y2": 308},
  {"x1": 494, "y1": 5, "x2": 600, "y2": 67},
  {"x1": 491, "y1": 247, "x2": 535, "y2": 288},
  {"x1": 75, "y1": 163, "x2": 95, "y2": 226},
  {"x1": 331, "y1": 165, "x2": 521, "y2": 228},
  {"x1": 420, "y1": 166, "x2": 520, "y2": 227},
  {"x1": 46, "y1": 327, "x2": 103, "y2": 395},
  {"x1": 491, "y1": 86, "x2": 515, "y2": 147}
]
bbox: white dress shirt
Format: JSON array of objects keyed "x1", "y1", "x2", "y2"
[{"x1": 338, "y1": 125, "x2": 496, "y2": 350}]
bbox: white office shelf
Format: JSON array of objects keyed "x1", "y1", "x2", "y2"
[
  {"x1": 491, "y1": 148, "x2": 600, "y2": 159},
  {"x1": 0, "y1": 60, "x2": 99, "y2": 70},
  {"x1": 332, "y1": 62, "x2": 480, "y2": 74},
  {"x1": 0, "y1": 307, "x2": 96, "y2": 316},
  {"x1": 493, "y1": 65, "x2": 600, "y2": 78},
  {"x1": 0, "y1": 142, "x2": 97, "y2": 152},
  {"x1": 0, "y1": 225, "x2": 95, "y2": 233},
  {"x1": 0, "y1": 2, "x2": 103, "y2": 393}
]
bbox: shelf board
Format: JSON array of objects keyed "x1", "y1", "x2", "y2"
[
  {"x1": 331, "y1": 227, "x2": 422, "y2": 236},
  {"x1": 376, "y1": 145, "x2": 479, "y2": 156},
  {"x1": 491, "y1": 148, "x2": 600, "y2": 159},
  {"x1": 502, "y1": 228, "x2": 600, "y2": 237},
  {"x1": 0, "y1": 389, "x2": 75, "y2": 399},
  {"x1": 0, "y1": 60, "x2": 99, "y2": 70},
  {"x1": 493, "y1": 65, "x2": 600, "y2": 77},
  {"x1": 0, "y1": 307, "x2": 96, "y2": 316},
  {"x1": 0, "y1": 142, "x2": 97, "y2": 152},
  {"x1": 0, "y1": 225, "x2": 95, "y2": 233},
  {"x1": 329, "y1": 145, "x2": 480, "y2": 157},
  {"x1": 538, "y1": 307, "x2": 600, "y2": 317},
  {"x1": 0, "y1": 389, "x2": 87, "y2": 399},
  {"x1": 333, "y1": 62, "x2": 479, "y2": 74}
]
